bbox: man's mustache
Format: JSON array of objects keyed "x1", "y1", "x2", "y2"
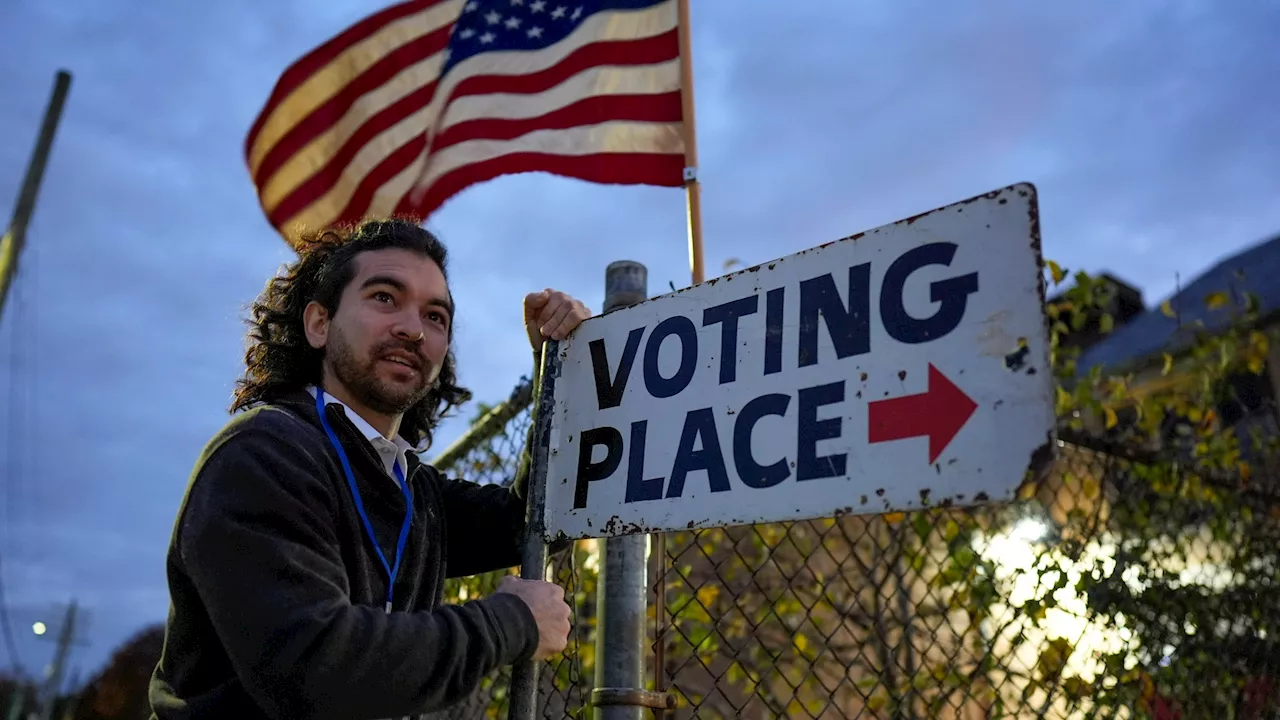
[{"x1": 374, "y1": 340, "x2": 429, "y2": 373}]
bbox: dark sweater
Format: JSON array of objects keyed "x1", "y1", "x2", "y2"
[{"x1": 149, "y1": 390, "x2": 540, "y2": 720}]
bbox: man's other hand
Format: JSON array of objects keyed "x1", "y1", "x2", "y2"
[
  {"x1": 524, "y1": 289, "x2": 591, "y2": 349},
  {"x1": 495, "y1": 575, "x2": 571, "y2": 661}
]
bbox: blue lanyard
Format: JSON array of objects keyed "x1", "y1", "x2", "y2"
[{"x1": 315, "y1": 388, "x2": 414, "y2": 613}]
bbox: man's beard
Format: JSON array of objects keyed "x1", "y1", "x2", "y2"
[{"x1": 325, "y1": 325, "x2": 434, "y2": 417}]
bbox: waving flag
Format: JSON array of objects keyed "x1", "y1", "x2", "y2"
[{"x1": 246, "y1": 0, "x2": 686, "y2": 245}]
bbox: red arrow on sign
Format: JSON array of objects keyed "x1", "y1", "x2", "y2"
[{"x1": 868, "y1": 364, "x2": 978, "y2": 464}]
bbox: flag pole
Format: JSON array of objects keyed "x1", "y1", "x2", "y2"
[
  {"x1": 676, "y1": 0, "x2": 705, "y2": 286},
  {"x1": 649, "y1": 0, "x2": 702, "y2": 701}
]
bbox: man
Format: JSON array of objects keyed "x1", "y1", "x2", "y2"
[{"x1": 149, "y1": 218, "x2": 590, "y2": 720}]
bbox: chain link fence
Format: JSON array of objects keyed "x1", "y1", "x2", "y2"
[
  {"x1": 424, "y1": 378, "x2": 598, "y2": 720},
  {"x1": 428, "y1": 343, "x2": 1280, "y2": 718},
  {"x1": 656, "y1": 429, "x2": 1280, "y2": 718}
]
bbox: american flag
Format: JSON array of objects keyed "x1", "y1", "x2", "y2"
[{"x1": 245, "y1": 0, "x2": 686, "y2": 245}]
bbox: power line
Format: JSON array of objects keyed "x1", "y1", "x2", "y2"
[
  {"x1": 0, "y1": 69, "x2": 70, "y2": 679},
  {"x1": 0, "y1": 215, "x2": 28, "y2": 677}
]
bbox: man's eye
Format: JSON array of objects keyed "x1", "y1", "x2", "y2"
[
  {"x1": 428, "y1": 310, "x2": 448, "y2": 326},
  {"x1": 373, "y1": 292, "x2": 393, "y2": 303}
]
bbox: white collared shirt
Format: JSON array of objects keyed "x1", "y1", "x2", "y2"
[{"x1": 307, "y1": 386, "x2": 426, "y2": 485}]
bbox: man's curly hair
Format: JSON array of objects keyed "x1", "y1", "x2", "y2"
[{"x1": 231, "y1": 218, "x2": 473, "y2": 449}]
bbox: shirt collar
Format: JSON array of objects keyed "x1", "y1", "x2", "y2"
[{"x1": 306, "y1": 385, "x2": 425, "y2": 455}]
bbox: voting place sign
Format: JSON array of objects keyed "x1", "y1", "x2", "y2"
[{"x1": 540, "y1": 183, "x2": 1054, "y2": 541}]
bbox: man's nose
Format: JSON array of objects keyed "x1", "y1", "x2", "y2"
[{"x1": 391, "y1": 314, "x2": 425, "y2": 343}]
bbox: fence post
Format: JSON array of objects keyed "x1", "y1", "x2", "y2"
[
  {"x1": 589, "y1": 262, "x2": 672, "y2": 719},
  {"x1": 507, "y1": 339, "x2": 560, "y2": 720}
]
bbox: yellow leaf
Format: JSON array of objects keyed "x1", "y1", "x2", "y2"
[
  {"x1": 1046, "y1": 260, "x2": 1068, "y2": 286},
  {"x1": 1104, "y1": 407, "x2": 1118, "y2": 429},
  {"x1": 1160, "y1": 300, "x2": 1175, "y2": 318},
  {"x1": 942, "y1": 518, "x2": 961, "y2": 540},
  {"x1": 1251, "y1": 330, "x2": 1270, "y2": 354},
  {"x1": 695, "y1": 585, "x2": 720, "y2": 608},
  {"x1": 1205, "y1": 291, "x2": 1229, "y2": 310},
  {"x1": 793, "y1": 633, "x2": 809, "y2": 653},
  {"x1": 1083, "y1": 476, "x2": 1100, "y2": 500},
  {"x1": 1056, "y1": 385, "x2": 1072, "y2": 409},
  {"x1": 1162, "y1": 353, "x2": 1174, "y2": 376},
  {"x1": 1100, "y1": 313, "x2": 1114, "y2": 334},
  {"x1": 883, "y1": 511, "x2": 906, "y2": 524},
  {"x1": 867, "y1": 695, "x2": 887, "y2": 712}
]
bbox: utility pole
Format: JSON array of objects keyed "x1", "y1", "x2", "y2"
[
  {"x1": 55, "y1": 669, "x2": 79, "y2": 720},
  {"x1": 34, "y1": 601, "x2": 77, "y2": 720},
  {"x1": 0, "y1": 69, "x2": 72, "y2": 322},
  {"x1": 5, "y1": 687, "x2": 25, "y2": 720}
]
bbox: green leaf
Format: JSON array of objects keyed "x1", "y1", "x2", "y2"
[
  {"x1": 1245, "y1": 291, "x2": 1261, "y2": 314},
  {"x1": 1036, "y1": 637, "x2": 1074, "y2": 680},
  {"x1": 912, "y1": 512, "x2": 932, "y2": 541},
  {"x1": 1070, "y1": 307, "x2": 1088, "y2": 331}
]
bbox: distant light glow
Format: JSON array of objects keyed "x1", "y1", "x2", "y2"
[
  {"x1": 31, "y1": 622, "x2": 46, "y2": 636},
  {"x1": 1008, "y1": 517, "x2": 1050, "y2": 544}
]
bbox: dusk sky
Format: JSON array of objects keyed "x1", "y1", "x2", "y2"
[{"x1": 1, "y1": 0, "x2": 1278, "y2": 680}]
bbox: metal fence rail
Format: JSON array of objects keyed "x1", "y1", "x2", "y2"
[{"x1": 429, "y1": 377, "x2": 1280, "y2": 719}]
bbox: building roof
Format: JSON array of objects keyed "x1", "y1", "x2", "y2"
[{"x1": 1077, "y1": 234, "x2": 1280, "y2": 374}]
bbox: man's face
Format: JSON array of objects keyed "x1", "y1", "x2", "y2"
[{"x1": 313, "y1": 248, "x2": 453, "y2": 417}]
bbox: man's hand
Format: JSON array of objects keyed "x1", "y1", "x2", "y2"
[
  {"x1": 495, "y1": 575, "x2": 571, "y2": 661},
  {"x1": 524, "y1": 289, "x2": 591, "y2": 350}
]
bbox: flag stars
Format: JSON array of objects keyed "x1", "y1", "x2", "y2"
[{"x1": 450, "y1": 0, "x2": 589, "y2": 57}]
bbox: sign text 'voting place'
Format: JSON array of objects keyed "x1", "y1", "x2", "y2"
[{"x1": 540, "y1": 184, "x2": 1055, "y2": 540}]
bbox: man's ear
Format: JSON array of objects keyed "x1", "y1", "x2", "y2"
[{"x1": 303, "y1": 301, "x2": 330, "y2": 350}]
